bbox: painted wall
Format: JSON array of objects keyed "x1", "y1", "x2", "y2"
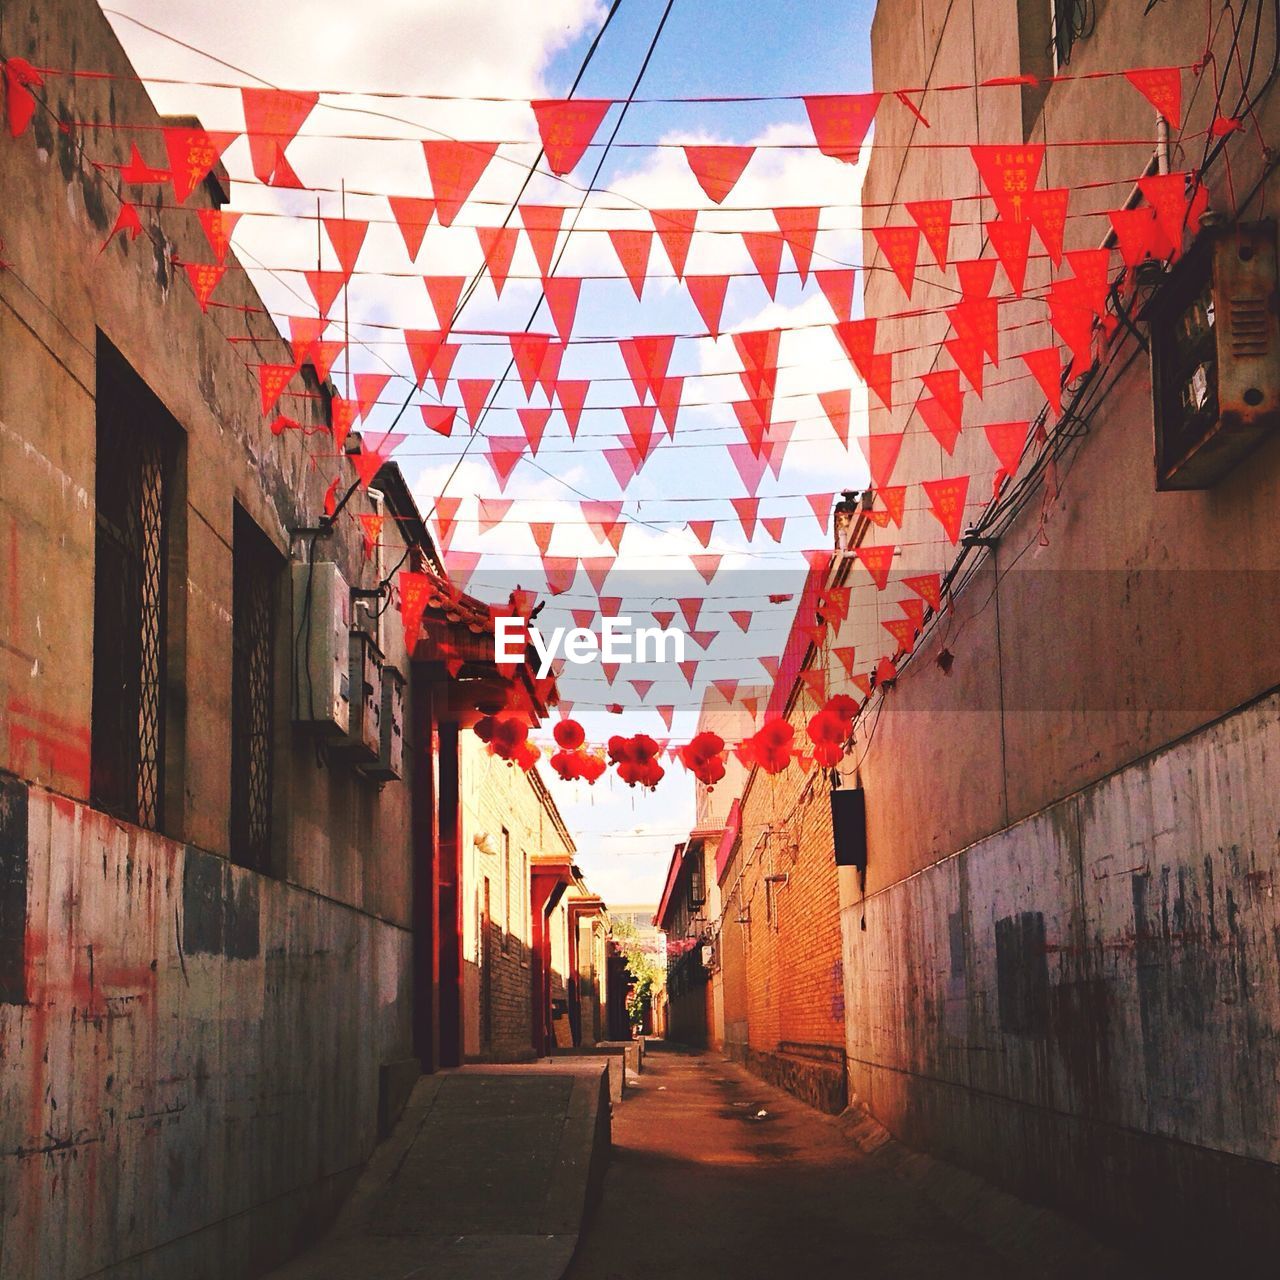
[{"x1": 836, "y1": 0, "x2": 1280, "y2": 1260}]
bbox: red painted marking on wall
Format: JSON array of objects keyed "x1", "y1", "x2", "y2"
[{"x1": 6, "y1": 698, "x2": 91, "y2": 793}]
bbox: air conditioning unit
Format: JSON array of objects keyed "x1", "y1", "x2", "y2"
[
  {"x1": 292, "y1": 561, "x2": 351, "y2": 734},
  {"x1": 1145, "y1": 219, "x2": 1280, "y2": 489},
  {"x1": 360, "y1": 664, "x2": 405, "y2": 782},
  {"x1": 337, "y1": 631, "x2": 383, "y2": 762}
]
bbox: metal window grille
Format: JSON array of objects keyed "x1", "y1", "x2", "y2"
[
  {"x1": 90, "y1": 340, "x2": 176, "y2": 831},
  {"x1": 230, "y1": 507, "x2": 280, "y2": 872}
]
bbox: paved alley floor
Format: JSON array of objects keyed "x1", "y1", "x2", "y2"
[{"x1": 565, "y1": 1044, "x2": 1144, "y2": 1280}]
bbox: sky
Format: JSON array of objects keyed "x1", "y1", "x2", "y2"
[{"x1": 103, "y1": 0, "x2": 877, "y2": 905}]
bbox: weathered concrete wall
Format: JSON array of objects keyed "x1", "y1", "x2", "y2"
[
  {"x1": 0, "y1": 780, "x2": 411, "y2": 1279},
  {"x1": 842, "y1": 687, "x2": 1280, "y2": 1262},
  {"x1": 820, "y1": 0, "x2": 1280, "y2": 1257},
  {"x1": 0, "y1": 0, "x2": 424, "y2": 1274}
]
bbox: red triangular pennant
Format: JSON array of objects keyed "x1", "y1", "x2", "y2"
[
  {"x1": 855, "y1": 544, "x2": 895, "y2": 591},
  {"x1": 922, "y1": 475, "x2": 970, "y2": 544},
  {"x1": 905, "y1": 199, "x2": 952, "y2": 270},
  {"x1": 388, "y1": 196, "x2": 435, "y2": 258},
  {"x1": 970, "y1": 144, "x2": 1045, "y2": 222},
  {"x1": 531, "y1": 98, "x2": 612, "y2": 175},
  {"x1": 773, "y1": 206, "x2": 820, "y2": 284},
  {"x1": 1027, "y1": 188, "x2": 1069, "y2": 266},
  {"x1": 815, "y1": 269, "x2": 857, "y2": 322},
  {"x1": 1019, "y1": 347, "x2": 1063, "y2": 415},
  {"x1": 903, "y1": 572, "x2": 942, "y2": 612},
  {"x1": 486, "y1": 436, "x2": 525, "y2": 490},
  {"x1": 518, "y1": 407, "x2": 553, "y2": 454},
  {"x1": 803, "y1": 93, "x2": 881, "y2": 163},
  {"x1": 652, "y1": 208, "x2": 698, "y2": 279},
  {"x1": 916, "y1": 396, "x2": 962, "y2": 454},
  {"x1": 458, "y1": 378, "x2": 493, "y2": 430},
  {"x1": 818, "y1": 389, "x2": 852, "y2": 448},
  {"x1": 686, "y1": 275, "x2": 729, "y2": 337},
  {"x1": 543, "y1": 275, "x2": 581, "y2": 343},
  {"x1": 476, "y1": 225, "x2": 519, "y2": 297},
  {"x1": 197, "y1": 208, "x2": 241, "y2": 264},
  {"x1": 323, "y1": 217, "x2": 368, "y2": 281},
  {"x1": 742, "y1": 230, "x2": 784, "y2": 299},
  {"x1": 424, "y1": 275, "x2": 466, "y2": 329},
  {"x1": 241, "y1": 87, "x2": 318, "y2": 183},
  {"x1": 683, "y1": 145, "x2": 754, "y2": 204},
  {"x1": 163, "y1": 127, "x2": 235, "y2": 204},
  {"x1": 556, "y1": 379, "x2": 590, "y2": 438},
  {"x1": 873, "y1": 225, "x2": 921, "y2": 298},
  {"x1": 1125, "y1": 67, "x2": 1182, "y2": 129},
  {"x1": 424, "y1": 139, "x2": 499, "y2": 227},
  {"x1": 478, "y1": 497, "x2": 513, "y2": 534},
  {"x1": 520, "y1": 205, "x2": 566, "y2": 281},
  {"x1": 608, "y1": 228, "x2": 653, "y2": 300},
  {"x1": 983, "y1": 420, "x2": 1028, "y2": 475},
  {"x1": 985, "y1": 218, "x2": 1032, "y2": 296},
  {"x1": 304, "y1": 269, "x2": 345, "y2": 319},
  {"x1": 419, "y1": 404, "x2": 457, "y2": 437}
]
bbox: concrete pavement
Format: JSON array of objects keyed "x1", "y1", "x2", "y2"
[{"x1": 565, "y1": 1043, "x2": 1149, "y2": 1280}]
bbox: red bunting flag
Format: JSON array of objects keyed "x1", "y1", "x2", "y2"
[
  {"x1": 543, "y1": 275, "x2": 581, "y2": 343},
  {"x1": 163, "y1": 127, "x2": 236, "y2": 204},
  {"x1": 691, "y1": 555, "x2": 721, "y2": 585},
  {"x1": 873, "y1": 225, "x2": 922, "y2": 298},
  {"x1": 434, "y1": 497, "x2": 462, "y2": 552},
  {"x1": 688, "y1": 520, "x2": 715, "y2": 548},
  {"x1": 430, "y1": 341, "x2": 459, "y2": 396},
  {"x1": 241, "y1": 87, "x2": 318, "y2": 183},
  {"x1": 727, "y1": 442, "x2": 770, "y2": 496},
  {"x1": 905, "y1": 198, "x2": 953, "y2": 270},
  {"x1": 478, "y1": 497, "x2": 512, "y2": 534},
  {"x1": 970, "y1": 144, "x2": 1045, "y2": 222},
  {"x1": 762, "y1": 516, "x2": 786, "y2": 541},
  {"x1": 618, "y1": 339, "x2": 651, "y2": 403},
  {"x1": 424, "y1": 275, "x2": 466, "y2": 329},
  {"x1": 609, "y1": 229, "x2": 654, "y2": 301},
  {"x1": 983, "y1": 420, "x2": 1029, "y2": 476},
  {"x1": 304, "y1": 269, "x2": 345, "y2": 319},
  {"x1": 266, "y1": 149, "x2": 304, "y2": 189},
  {"x1": 310, "y1": 340, "x2": 345, "y2": 383},
  {"x1": 197, "y1": 208, "x2": 241, "y2": 264},
  {"x1": 1124, "y1": 67, "x2": 1182, "y2": 129},
  {"x1": 323, "y1": 218, "x2": 368, "y2": 281},
  {"x1": 183, "y1": 262, "x2": 226, "y2": 312},
  {"x1": 1137, "y1": 172, "x2": 1194, "y2": 252},
  {"x1": 404, "y1": 330, "x2": 446, "y2": 389},
  {"x1": 730, "y1": 496, "x2": 760, "y2": 540},
  {"x1": 879, "y1": 485, "x2": 907, "y2": 527},
  {"x1": 803, "y1": 93, "x2": 881, "y2": 163},
  {"x1": 922, "y1": 474, "x2": 970, "y2": 544},
  {"x1": 834, "y1": 317, "x2": 877, "y2": 370},
  {"x1": 651, "y1": 209, "x2": 698, "y2": 279},
  {"x1": 920, "y1": 369, "x2": 964, "y2": 426},
  {"x1": 486, "y1": 436, "x2": 526, "y2": 490},
  {"x1": 100, "y1": 203, "x2": 143, "y2": 252},
  {"x1": 903, "y1": 572, "x2": 943, "y2": 612},
  {"x1": 353, "y1": 371, "x2": 390, "y2": 422},
  {"x1": 518, "y1": 407, "x2": 553, "y2": 454},
  {"x1": 419, "y1": 405, "x2": 457, "y2": 437},
  {"x1": 510, "y1": 333, "x2": 552, "y2": 399},
  {"x1": 288, "y1": 316, "x2": 326, "y2": 367},
  {"x1": 866, "y1": 431, "x2": 904, "y2": 488},
  {"x1": 806, "y1": 492, "x2": 835, "y2": 531},
  {"x1": 457, "y1": 377, "x2": 493, "y2": 430},
  {"x1": 388, "y1": 196, "x2": 435, "y2": 258},
  {"x1": 119, "y1": 143, "x2": 169, "y2": 187},
  {"x1": 556, "y1": 379, "x2": 590, "y2": 437},
  {"x1": 741, "y1": 230, "x2": 784, "y2": 299},
  {"x1": 686, "y1": 274, "x2": 729, "y2": 337},
  {"x1": 916, "y1": 396, "x2": 962, "y2": 454},
  {"x1": 773, "y1": 207, "x2": 820, "y2": 283},
  {"x1": 351, "y1": 431, "x2": 406, "y2": 490},
  {"x1": 818, "y1": 389, "x2": 852, "y2": 448},
  {"x1": 257, "y1": 363, "x2": 295, "y2": 415},
  {"x1": 3, "y1": 57, "x2": 42, "y2": 137},
  {"x1": 530, "y1": 98, "x2": 612, "y2": 175},
  {"x1": 622, "y1": 405, "x2": 658, "y2": 458},
  {"x1": 1019, "y1": 347, "x2": 1063, "y2": 414},
  {"x1": 955, "y1": 258, "x2": 998, "y2": 300},
  {"x1": 1064, "y1": 247, "x2": 1113, "y2": 315},
  {"x1": 529, "y1": 522, "x2": 554, "y2": 556},
  {"x1": 423, "y1": 139, "x2": 499, "y2": 227},
  {"x1": 603, "y1": 446, "x2": 640, "y2": 489},
  {"x1": 582, "y1": 501, "x2": 623, "y2": 547},
  {"x1": 855, "y1": 544, "x2": 895, "y2": 590},
  {"x1": 986, "y1": 218, "x2": 1032, "y2": 296},
  {"x1": 683, "y1": 145, "x2": 754, "y2": 204},
  {"x1": 727, "y1": 610, "x2": 752, "y2": 634},
  {"x1": 814, "y1": 268, "x2": 856, "y2": 322},
  {"x1": 949, "y1": 297, "x2": 1000, "y2": 364},
  {"x1": 883, "y1": 617, "x2": 918, "y2": 654},
  {"x1": 520, "y1": 205, "x2": 566, "y2": 281},
  {"x1": 656, "y1": 376, "x2": 683, "y2": 438},
  {"x1": 476, "y1": 225, "x2": 518, "y2": 297},
  {"x1": 1047, "y1": 285, "x2": 1096, "y2": 376},
  {"x1": 677, "y1": 597, "x2": 703, "y2": 631},
  {"x1": 945, "y1": 334, "x2": 985, "y2": 396},
  {"x1": 1027, "y1": 188, "x2": 1069, "y2": 265},
  {"x1": 359, "y1": 513, "x2": 385, "y2": 560},
  {"x1": 1109, "y1": 207, "x2": 1172, "y2": 268}
]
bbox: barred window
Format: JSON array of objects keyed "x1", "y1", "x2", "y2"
[
  {"x1": 230, "y1": 505, "x2": 282, "y2": 872},
  {"x1": 90, "y1": 337, "x2": 180, "y2": 831}
]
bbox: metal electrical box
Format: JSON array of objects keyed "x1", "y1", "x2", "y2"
[
  {"x1": 340, "y1": 631, "x2": 383, "y2": 761},
  {"x1": 1146, "y1": 220, "x2": 1280, "y2": 489},
  {"x1": 292, "y1": 561, "x2": 351, "y2": 734},
  {"x1": 360, "y1": 665, "x2": 405, "y2": 781}
]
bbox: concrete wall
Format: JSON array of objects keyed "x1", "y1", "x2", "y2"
[
  {"x1": 0, "y1": 0, "x2": 425, "y2": 1274},
  {"x1": 0, "y1": 780, "x2": 410, "y2": 1279},
  {"x1": 834, "y1": 0, "x2": 1280, "y2": 1259},
  {"x1": 843, "y1": 688, "x2": 1280, "y2": 1261}
]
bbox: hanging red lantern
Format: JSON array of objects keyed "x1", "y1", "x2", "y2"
[{"x1": 677, "y1": 731, "x2": 727, "y2": 788}]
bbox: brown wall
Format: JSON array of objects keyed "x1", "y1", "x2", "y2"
[
  {"x1": 0, "y1": 1, "x2": 428, "y2": 1275},
  {"x1": 829, "y1": 0, "x2": 1280, "y2": 1261}
]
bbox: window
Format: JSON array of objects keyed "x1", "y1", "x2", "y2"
[
  {"x1": 90, "y1": 337, "x2": 182, "y2": 831},
  {"x1": 230, "y1": 505, "x2": 282, "y2": 871}
]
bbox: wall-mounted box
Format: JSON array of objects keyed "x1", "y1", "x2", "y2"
[
  {"x1": 337, "y1": 631, "x2": 383, "y2": 762},
  {"x1": 291, "y1": 561, "x2": 350, "y2": 735},
  {"x1": 1146, "y1": 219, "x2": 1280, "y2": 489},
  {"x1": 360, "y1": 665, "x2": 405, "y2": 782}
]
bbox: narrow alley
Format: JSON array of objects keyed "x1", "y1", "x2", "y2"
[{"x1": 566, "y1": 1045, "x2": 1136, "y2": 1280}]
